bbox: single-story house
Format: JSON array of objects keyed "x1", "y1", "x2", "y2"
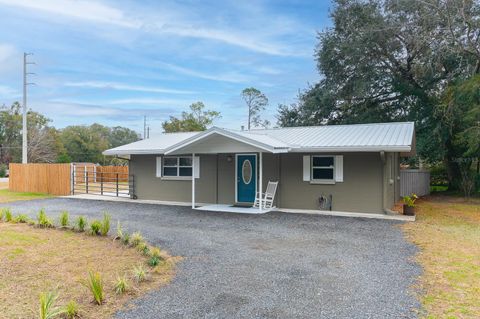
[{"x1": 103, "y1": 121, "x2": 415, "y2": 215}]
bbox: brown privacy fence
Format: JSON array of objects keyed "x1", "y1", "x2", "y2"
[
  {"x1": 400, "y1": 169, "x2": 430, "y2": 197},
  {"x1": 8, "y1": 163, "x2": 130, "y2": 196},
  {"x1": 97, "y1": 166, "x2": 129, "y2": 182},
  {"x1": 72, "y1": 164, "x2": 128, "y2": 183},
  {"x1": 9, "y1": 163, "x2": 72, "y2": 195},
  {"x1": 72, "y1": 163, "x2": 97, "y2": 183}
]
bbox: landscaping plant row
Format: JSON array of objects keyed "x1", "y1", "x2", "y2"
[{"x1": 0, "y1": 207, "x2": 169, "y2": 319}]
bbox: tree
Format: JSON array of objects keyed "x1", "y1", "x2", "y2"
[
  {"x1": 162, "y1": 102, "x2": 220, "y2": 133},
  {"x1": 28, "y1": 127, "x2": 58, "y2": 163},
  {"x1": 0, "y1": 102, "x2": 58, "y2": 163},
  {"x1": 435, "y1": 75, "x2": 480, "y2": 193},
  {"x1": 277, "y1": 0, "x2": 480, "y2": 187},
  {"x1": 241, "y1": 87, "x2": 270, "y2": 129},
  {"x1": 59, "y1": 124, "x2": 110, "y2": 164},
  {"x1": 109, "y1": 126, "x2": 140, "y2": 148}
]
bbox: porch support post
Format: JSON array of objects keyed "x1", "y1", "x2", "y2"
[
  {"x1": 192, "y1": 152, "x2": 195, "y2": 209},
  {"x1": 259, "y1": 152, "x2": 263, "y2": 212}
]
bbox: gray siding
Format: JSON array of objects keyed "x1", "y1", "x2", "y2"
[
  {"x1": 130, "y1": 154, "x2": 217, "y2": 203},
  {"x1": 130, "y1": 152, "x2": 396, "y2": 214},
  {"x1": 278, "y1": 153, "x2": 383, "y2": 213}
]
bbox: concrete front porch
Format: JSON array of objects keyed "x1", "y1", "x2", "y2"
[{"x1": 194, "y1": 204, "x2": 273, "y2": 214}]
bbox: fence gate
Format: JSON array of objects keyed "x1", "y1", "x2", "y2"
[
  {"x1": 71, "y1": 165, "x2": 134, "y2": 198},
  {"x1": 400, "y1": 169, "x2": 430, "y2": 197}
]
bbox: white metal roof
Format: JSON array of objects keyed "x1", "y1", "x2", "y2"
[
  {"x1": 103, "y1": 122, "x2": 415, "y2": 156},
  {"x1": 103, "y1": 132, "x2": 198, "y2": 156},
  {"x1": 245, "y1": 121, "x2": 415, "y2": 152}
]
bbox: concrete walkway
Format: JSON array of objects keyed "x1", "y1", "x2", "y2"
[{"x1": 64, "y1": 194, "x2": 414, "y2": 221}]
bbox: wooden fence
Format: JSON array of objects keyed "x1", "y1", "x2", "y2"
[
  {"x1": 9, "y1": 163, "x2": 72, "y2": 195},
  {"x1": 400, "y1": 169, "x2": 430, "y2": 197},
  {"x1": 9, "y1": 163, "x2": 130, "y2": 196},
  {"x1": 72, "y1": 163, "x2": 97, "y2": 183},
  {"x1": 97, "y1": 166, "x2": 129, "y2": 182}
]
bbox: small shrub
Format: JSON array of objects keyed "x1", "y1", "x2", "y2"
[
  {"x1": 141, "y1": 245, "x2": 150, "y2": 256},
  {"x1": 59, "y1": 211, "x2": 69, "y2": 228},
  {"x1": 64, "y1": 300, "x2": 79, "y2": 319},
  {"x1": 14, "y1": 214, "x2": 29, "y2": 223},
  {"x1": 148, "y1": 256, "x2": 160, "y2": 267},
  {"x1": 0, "y1": 164, "x2": 7, "y2": 178},
  {"x1": 89, "y1": 220, "x2": 102, "y2": 235},
  {"x1": 0, "y1": 208, "x2": 5, "y2": 221},
  {"x1": 132, "y1": 265, "x2": 147, "y2": 283},
  {"x1": 149, "y1": 247, "x2": 165, "y2": 261},
  {"x1": 114, "y1": 275, "x2": 129, "y2": 295},
  {"x1": 136, "y1": 241, "x2": 149, "y2": 255},
  {"x1": 37, "y1": 209, "x2": 53, "y2": 228},
  {"x1": 81, "y1": 271, "x2": 104, "y2": 305},
  {"x1": 402, "y1": 193, "x2": 418, "y2": 207},
  {"x1": 4, "y1": 208, "x2": 13, "y2": 222},
  {"x1": 121, "y1": 233, "x2": 130, "y2": 245},
  {"x1": 100, "y1": 212, "x2": 111, "y2": 236},
  {"x1": 39, "y1": 290, "x2": 63, "y2": 319},
  {"x1": 130, "y1": 232, "x2": 144, "y2": 247},
  {"x1": 27, "y1": 219, "x2": 36, "y2": 226},
  {"x1": 114, "y1": 221, "x2": 123, "y2": 240},
  {"x1": 75, "y1": 216, "x2": 87, "y2": 232}
]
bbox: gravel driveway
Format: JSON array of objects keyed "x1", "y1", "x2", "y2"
[{"x1": 3, "y1": 198, "x2": 421, "y2": 319}]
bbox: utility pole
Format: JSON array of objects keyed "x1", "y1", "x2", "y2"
[
  {"x1": 22, "y1": 52, "x2": 35, "y2": 164},
  {"x1": 143, "y1": 115, "x2": 147, "y2": 139}
]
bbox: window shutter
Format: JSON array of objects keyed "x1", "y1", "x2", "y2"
[
  {"x1": 194, "y1": 156, "x2": 200, "y2": 179},
  {"x1": 156, "y1": 156, "x2": 162, "y2": 177},
  {"x1": 335, "y1": 155, "x2": 343, "y2": 182},
  {"x1": 303, "y1": 155, "x2": 310, "y2": 181}
]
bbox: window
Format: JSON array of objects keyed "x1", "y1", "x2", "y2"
[
  {"x1": 163, "y1": 156, "x2": 192, "y2": 177},
  {"x1": 311, "y1": 156, "x2": 335, "y2": 182}
]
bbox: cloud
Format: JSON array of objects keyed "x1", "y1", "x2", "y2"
[
  {"x1": 158, "y1": 24, "x2": 296, "y2": 57},
  {"x1": 38, "y1": 100, "x2": 177, "y2": 119},
  {"x1": 107, "y1": 98, "x2": 193, "y2": 106},
  {"x1": 0, "y1": 0, "x2": 305, "y2": 56},
  {"x1": 0, "y1": 43, "x2": 17, "y2": 62},
  {"x1": 0, "y1": 85, "x2": 20, "y2": 98},
  {"x1": 256, "y1": 66, "x2": 283, "y2": 75},
  {"x1": 157, "y1": 62, "x2": 251, "y2": 83},
  {"x1": 0, "y1": 0, "x2": 139, "y2": 28},
  {"x1": 64, "y1": 81, "x2": 195, "y2": 95}
]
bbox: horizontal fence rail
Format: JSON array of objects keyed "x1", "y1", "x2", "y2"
[
  {"x1": 400, "y1": 169, "x2": 430, "y2": 197},
  {"x1": 72, "y1": 169, "x2": 133, "y2": 198}
]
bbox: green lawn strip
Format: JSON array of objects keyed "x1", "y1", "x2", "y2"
[{"x1": 0, "y1": 189, "x2": 53, "y2": 202}]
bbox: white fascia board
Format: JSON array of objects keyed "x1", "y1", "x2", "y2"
[
  {"x1": 102, "y1": 149, "x2": 166, "y2": 156},
  {"x1": 290, "y1": 146, "x2": 412, "y2": 152},
  {"x1": 164, "y1": 127, "x2": 278, "y2": 154}
]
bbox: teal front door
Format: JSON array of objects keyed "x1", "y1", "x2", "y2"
[{"x1": 236, "y1": 154, "x2": 257, "y2": 203}]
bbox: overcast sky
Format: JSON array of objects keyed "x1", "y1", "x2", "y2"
[{"x1": 0, "y1": 0, "x2": 331, "y2": 135}]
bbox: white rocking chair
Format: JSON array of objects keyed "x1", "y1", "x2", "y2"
[{"x1": 253, "y1": 181, "x2": 278, "y2": 209}]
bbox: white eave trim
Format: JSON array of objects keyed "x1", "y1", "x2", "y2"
[
  {"x1": 163, "y1": 127, "x2": 289, "y2": 155},
  {"x1": 102, "y1": 149, "x2": 166, "y2": 156},
  {"x1": 290, "y1": 146, "x2": 412, "y2": 152}
]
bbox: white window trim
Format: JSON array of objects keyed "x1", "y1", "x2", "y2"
[
  {"x1": 161, "y1": 156, "x2": 193, "y2": 180},
  {"x1": 310, "y1": 155, "x2": 335, "y2": 184}
]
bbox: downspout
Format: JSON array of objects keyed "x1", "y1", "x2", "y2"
[{"x1": 380, "y1": 151, "x2": 387, "y2": 214}]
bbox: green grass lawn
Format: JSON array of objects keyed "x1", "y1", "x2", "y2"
[
  {"x1": 0, "y1": 187, "x2": 53, "y2": 203},
  {"x1": 0, "y1": 222, "x2": 176, "y2": 318},
  {"x1": 402, "y1": 195, "x2": 480, "y2": 318}
]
